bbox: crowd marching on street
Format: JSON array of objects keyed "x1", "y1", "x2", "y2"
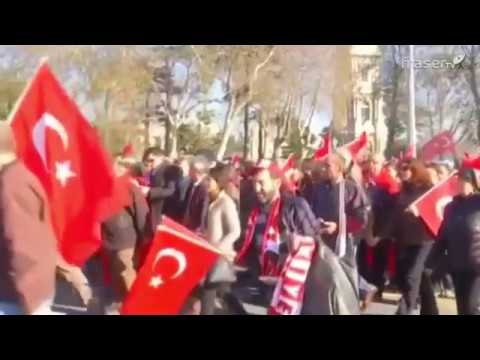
[{"x1": 1, "y1": 63, "x2": 480, "y2": 316}]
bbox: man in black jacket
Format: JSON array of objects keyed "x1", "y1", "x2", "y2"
[
  {"x1": 142, "y1": 147, "x2": 175, "y2": 237},
  {"x1": 183, "y1": 155, "x2": 210, "y2": 235}
]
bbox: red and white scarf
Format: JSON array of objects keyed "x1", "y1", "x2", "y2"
[
  {"x1": 269, "y1": 235, "x2": 316, "y2": 315},
  {"x1": 236, "y1": 197, "x2": 282, "y2": 276}
]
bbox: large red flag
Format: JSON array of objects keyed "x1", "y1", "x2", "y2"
[
  {"x1": 10, "y1": 63, "x2": 129, "y2": 266},
  {"x1": 410, "y1": 174, "x2": 459, "y2": 236},
  {"x1": 121, "y1": 218, "x2": 220, "y2": 315},
  {"x1": 343, "y1": 131, "x2": 368, "y2": 160},
  {"x1": 314, "y1": 133, "x2": 332, "y2": 161},
  {"x1": 421, "y1": 131, "x2": 456, "y2": 162}
]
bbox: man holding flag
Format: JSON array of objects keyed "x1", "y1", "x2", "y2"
[
  {"x1": 0, "y1": 124, "x2": 58, "y2": 315},
  {"x1": 5, "y1": 62, "x2": 130, "y2": 314}
]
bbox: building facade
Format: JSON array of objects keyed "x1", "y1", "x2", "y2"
[{"x1": 349, "y1": 45, "x2": 389, "y2": 155}]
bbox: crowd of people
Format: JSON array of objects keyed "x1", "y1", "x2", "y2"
[{"x1": 1, "y1": 119, "x2": 480, "y2": 315}]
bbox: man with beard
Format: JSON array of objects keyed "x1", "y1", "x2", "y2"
[{"x1": 236, "y1": 164, "x2": 360, "y2": 315}]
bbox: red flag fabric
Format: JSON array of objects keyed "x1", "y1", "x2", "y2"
[
  {"x1": 122, "y1": 143, "x2": 134, "y2": 157},
  {"x1": 421, "y1": 131, "x2": 456, "y2": 162},
  {"x1": 462, "y1": 152, "x2": 480, "y2": 170},
  {"x1": 10, "y1": 63, "x2": 129, "y2": 266},
  {"x1": 314, "y1": 133, "x2": 332, "y2": 161},
  {"x1": 121, "y1": 218, "x2": 220, "y2": 315},
  {"x1": 283, "y1": 154, "x2": 296, "y2": 172},
  {"x1": 410, "y1": 174, "x2": 460, "y2": 236},
  {"x1": 231, "y1": 154, "x2": 241, "y2": 169},
  {"x1": 375, "y1": 167, "x2": 400, "y2": 195},
  {"x1": 344, "y1": 132, "x2": 368, "y2": 160},
  {"x1": 400, "y1": 145, "x2": 415, "y2": 161}
]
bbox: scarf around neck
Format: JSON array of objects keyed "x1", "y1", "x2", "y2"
[
  {"x1": 236, "y1": 196, "x2": 282, "y2": 276},
  {"x1": 269, "y1": 235, "x2": 316, "y2": 315}
]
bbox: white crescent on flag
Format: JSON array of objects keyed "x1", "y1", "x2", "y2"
[
  {"x1": 32, "y1": 112, "x2": 69, "y2": 169},
  {"x1": 149, "y1": 248, "x2": 187, "y2": 288}
]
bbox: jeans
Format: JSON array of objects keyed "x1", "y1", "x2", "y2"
[
  {"x1": 0, "y1": 299, "x2": 55, "y2": 315},
  {"x1": 0, "y1": 302, "x2": 23, "y2": 315},
  {"x1": 452, "y1": 272, "x2": 480, "y2": 315},
  {"x1": 396, "y1": 242, "x2": 434, "y2": 315}
]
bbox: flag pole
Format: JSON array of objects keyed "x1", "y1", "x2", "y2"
[
  {"x1": 408, "y1": 45, "x2": 417, "y2": 158},
  {"x1": 6, "y1": 57, "x2": 49, "y2": 125}
]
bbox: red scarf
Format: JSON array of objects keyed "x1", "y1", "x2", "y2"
[
  {"x1": 236, "y1": 197, "x2": 282, "y2": 276},
  {"x1": 269, "y1": 235, "x2": 316, "y2": 315}
]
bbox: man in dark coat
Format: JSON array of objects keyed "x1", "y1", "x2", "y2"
[
  {"x1": 0, "y1": 124, "x2": 57, "y2": 315},
  {"x1": 162, "y1": 157, "x2": 192, "y2": 223},
  {"x1": 142, "y1": 147, "x2": 175, "y2": 237},
  {"x1": 305, "y1": 153, "x2": 369, "y2": 253},
  {"x1": 183, "y1": 155, "x2": 210, "y2": 235}
]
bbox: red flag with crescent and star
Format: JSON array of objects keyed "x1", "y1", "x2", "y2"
[
  {"x1": 420, "y1": 131, "x2": 456, "y2": 163},
  {"x1": 10, "y1": 63, "x2": 130, "y2": 267},
  {"x1": 121, "y1": 217, "x2": 220, "y2": 315},
  {"x1": 409, "y1": 174, "x2": 459, "y2": 236}
]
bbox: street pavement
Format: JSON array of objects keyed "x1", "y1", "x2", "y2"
[{"x1": 52, "y1": 277, "x2": 458, "y2": 315}]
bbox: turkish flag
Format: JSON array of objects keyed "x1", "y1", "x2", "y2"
[
  {"x1": 122, "y1": 143, "x2": 134, "y2": 157},
  {"x1": 314, "y1": 133, "x2": 332, "y2": 161},
  {"x1": 10, "y1": 63, "x2": 130, "y2": 266},
  {"x1": 462, "y1": 152, "x2": 480, "y2": 169},
  {"x1": 283, "y1": 154, "x2": 296, "y2": 172},
  {"x1": 410, "y1": 174, "x2": 459, "y2": 236},
  {"x1": 421, "y1": 131, "x2": 456, "y2": 163},
  {"x1": 121, "y1": 218, "x2": 220, "y2": 315},
  {"x1": 343, "y1": 131, "x2": 368, "y2": 160}
]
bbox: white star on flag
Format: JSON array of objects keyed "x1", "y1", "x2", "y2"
[
  {"x1": 55, "y1": 161, "x2": 76, "y2": 187},
  {"x1": 149, "y1": 276, "x2": 163, "y2": 289}
]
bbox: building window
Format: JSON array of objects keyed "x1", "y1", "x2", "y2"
[
  {"x1": 361, "y1": 67, "x2": 369, "y2": 82},
  {"x1": 361, "y1": 101, "x2": 370, "y2": 123}
]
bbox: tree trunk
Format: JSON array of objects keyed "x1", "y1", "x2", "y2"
[
  {"x1": 371, "y1": 95, "x2": 378, "y2": 152},
  {"x1": 144, "y1": 119, "x2": 151, "y2": 148},
  {"x1": 164, "y1": 118, "x2": 172, "y2": 154},
  {"x1": 258, "y1": 111, "x2": 264, "y2": 160},
  {"x1": 386, "y1": 67, "x2": 401, "y2": 158},
  {"x1": 467, "y1": 63, "x2": 480, "y2": 143},
  {"x1": 169, "y1": 124, "x2": 178, "y2": 159},
  {"x1": 243, "y1": 102, "x2": 250, "y2": 159}
]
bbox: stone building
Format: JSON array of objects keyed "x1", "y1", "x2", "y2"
[{"x1": 349, "y1": 45, "x2": 389, "y2": 155}]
